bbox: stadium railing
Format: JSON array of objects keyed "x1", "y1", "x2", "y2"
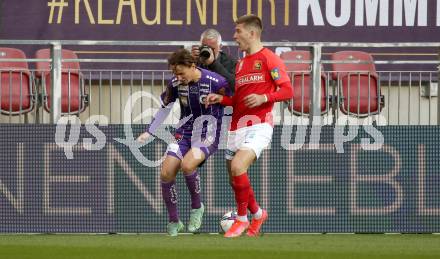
[
  {"x1": 280, "y1": 50, "x2": 330, "y2": 117},
  {"x1": 0, "y1": 40, "x2": 438, "y2": 125}
]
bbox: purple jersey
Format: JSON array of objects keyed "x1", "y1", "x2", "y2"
[{"x1": 156, "y1": 68, "x2": 230, "y2": 139}]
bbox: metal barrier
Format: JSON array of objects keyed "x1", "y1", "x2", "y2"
[{"x1": 0, "y1": 40, "x2": 439, "y2": 125}]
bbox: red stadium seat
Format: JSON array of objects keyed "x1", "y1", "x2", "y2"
[
  {"x1": 280, "y1": 51, "x2": 329, "y2": 115},
  {"x1": 0, "y1": 48, "x2": 35, "y2": 115},
  {"x1": 330, "y1": 51, "x2": 384, "y2": 117},
  {"x1": 35, "y1": 48, "x2": 86, "y2": 115}
]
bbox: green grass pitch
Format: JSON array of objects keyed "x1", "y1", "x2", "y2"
[{"x1": 1, "y1": 234, "x2": 439, "y2": 259}]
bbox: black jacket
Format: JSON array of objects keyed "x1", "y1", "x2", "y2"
[{"x1": 200, "y1": 51, "x2": 237, "y2": 93}]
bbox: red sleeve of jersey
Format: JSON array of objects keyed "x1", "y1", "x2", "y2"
[
  {"x1": 266, "y1": 51, "x2": 291, "y2": 86},
  {"x1": 267, "y1": 81, "x2": 293, "y2": 102},
  {"x1": 220, "y1": 95, "x2": 234, "y2": 106},
  {"x1": 264, "y1": 50, "x2": 293, "y2": 102}
]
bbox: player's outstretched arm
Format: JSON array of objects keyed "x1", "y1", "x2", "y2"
[
  {"x1": 136, "y1": 132, "x2": 151, "y2": 143},
  {"x1": 136, "y1": 104, "x2": 173, "y2": 143},
  {"x1": 204, "y1": 93, "x2": 234, "y2": 108},
  {"x1": 138, "y1": 86, "x2": 175, "y2": 143}
]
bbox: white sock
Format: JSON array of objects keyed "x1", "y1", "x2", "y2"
[
  {"x1": 237, "y1": 215, "x2": 248, "y2": 222},
  {"x1": 253, "y1": 208, "x2": 263, "y2": 219}
]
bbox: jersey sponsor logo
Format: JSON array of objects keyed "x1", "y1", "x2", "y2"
[
  {"x1": 199, "y1": 94, "x2": 207, "y2": 105},
  {"x1": 253, "y1": 60, "x2": 262, "y2": 70},
  {"x1": 270, "y1": 68, "x2": 281, "y2": 80},
  {"x1": 236, "y1": 73, "x2": 265, "y2": 87},
  {"x1": 199, "y1": 82, "x2": 211, "y2": 93}
]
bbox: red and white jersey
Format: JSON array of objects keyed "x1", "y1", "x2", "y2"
[{"x1": 230, "y1": 48, "x2": 291, "y2": 131}]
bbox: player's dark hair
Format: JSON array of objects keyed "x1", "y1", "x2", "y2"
[
  {"x1": 235, "y1": 14, "x2": 263, "y2": 34},
  {"x1": 168, "y1": 48, "x2": 196, "y2": 68}
]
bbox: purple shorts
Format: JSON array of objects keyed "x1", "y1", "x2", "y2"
[{"x1": 166, "y1": 135, "x2": 219, "y2": 162}]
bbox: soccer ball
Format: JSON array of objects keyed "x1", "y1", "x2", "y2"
[{"x1": 220, "y1": 211, "x2": 237, "y2": 233}]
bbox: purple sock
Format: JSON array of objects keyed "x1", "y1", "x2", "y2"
[
  {"x1": 161, "y1": 180, "x2": 179, "y2": 222},
  {"x1": 184, "y1": 171, "x2": 201, "y2": 209}
]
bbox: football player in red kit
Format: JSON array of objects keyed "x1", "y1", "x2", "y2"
[{"x1": 205, "y1": 14, "x2": 293, "y2": 237}]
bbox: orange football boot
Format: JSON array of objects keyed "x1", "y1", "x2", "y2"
[
  {"x1": 224, "y1": 220, "x2": 250, "y2": 238},
  {"x1": 246, "y1": 209, "x2": 268, "y2": 237}
]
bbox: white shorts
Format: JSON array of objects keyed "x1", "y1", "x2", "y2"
[{"x1": 225, "y1": 123, "x2": 273, "y2": 160}]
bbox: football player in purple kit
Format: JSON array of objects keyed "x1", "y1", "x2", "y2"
[{"x1": 137, "y1": 49, "x2": 230, "y2": 236}]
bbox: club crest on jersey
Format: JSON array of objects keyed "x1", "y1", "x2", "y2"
[
  {"x1": 190, "y1": 85, "x2": 199, "y2": 93},
  {"x1": 271, "y1": 67, "x2": 281, "y2": 80},
  {"x1": 253, "y1": 60, "x2": 262, "y2": 70}
]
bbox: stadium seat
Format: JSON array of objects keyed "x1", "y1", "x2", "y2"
[
  {"x1": 280, "y1": 50, "x2": 329, "y2": 115},
  {"x1": 0, "y1": 48, "x2": 35, "y2": 115},
  {"x1": 35, "y1": 48, "x2": 87, "y2": 115},
  {"x1": 330, "y1": 51, "x2": 384, "y2": 117}
]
